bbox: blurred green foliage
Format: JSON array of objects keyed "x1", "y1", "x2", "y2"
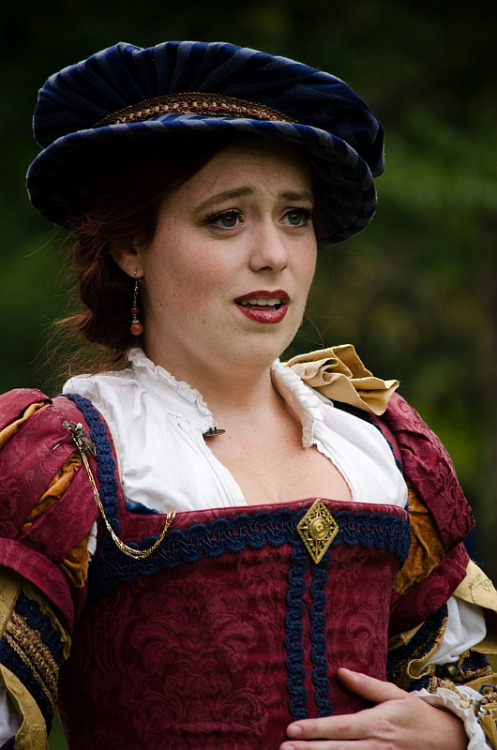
[{"x1": 1, "y1": 2, "x2": 496, "y2": 747}]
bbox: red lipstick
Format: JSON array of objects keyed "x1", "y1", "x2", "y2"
[{"x1": 234, "y1": 290, "x2": 290, "y2": 324}]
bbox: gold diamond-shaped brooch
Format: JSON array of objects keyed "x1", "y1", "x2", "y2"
[{"x1": 297, "y1": 498, "x2": 339, "y2": 565}]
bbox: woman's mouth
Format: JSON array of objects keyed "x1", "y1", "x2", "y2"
[{"x1": 234, "y1": 291, "x2": 290, "y2": 323}]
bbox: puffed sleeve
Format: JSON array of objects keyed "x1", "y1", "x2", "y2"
[
  {"x1": 0, "y1": 389, "x2": 99, "y2": 747},
  {"x1": 379, "y1": 394, "x2": 497, "y2": 747}
]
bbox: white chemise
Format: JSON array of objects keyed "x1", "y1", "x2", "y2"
[{"x1": 63, "y1": 347, "x2": 408, "y2": 513}]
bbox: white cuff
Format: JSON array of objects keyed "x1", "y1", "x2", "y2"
[
  {"x1": 0, "y1": 684, "x2": 21, "y2": 744},
  {"x1": 414, "y1": 687, "x2": 489, "y2": 749}
]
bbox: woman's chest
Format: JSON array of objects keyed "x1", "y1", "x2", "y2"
[{"x1": 209, "y1": 439, "x2": 354, "y2": 505}]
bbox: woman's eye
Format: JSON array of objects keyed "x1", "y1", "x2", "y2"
[
  {"x1": 284, "y1": 208, "x2": 313, "y2": 227},
  {"x1": 207, "y1": 210, "x2": 241, "y2": 229}
]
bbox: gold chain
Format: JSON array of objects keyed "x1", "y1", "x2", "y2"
[{"x1": 64, "y1": 421, "x2": 175, "y2": 559}]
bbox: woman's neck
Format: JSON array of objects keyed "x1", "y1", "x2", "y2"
[
  {"x1": 196, "y1": 364, "x2": 281, "y2": 426},
  {"x1": 142, "y1": 342, "x2": 282, "y2": 420}
]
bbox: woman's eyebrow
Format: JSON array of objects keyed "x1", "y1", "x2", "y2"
[
  {"x1": 195, "y1": 187, "x2": 314, "y2": 214},
  {"x1": 194, "y1": 187, "x2": 252, "y2": 213},
  {"x1": 280, "y1": 190, "x2": 314, "y2": 204}
]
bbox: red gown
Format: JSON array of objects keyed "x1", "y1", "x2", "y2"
[{"x1": 0, "y1": 388, "x2": 473, "y2": 749}]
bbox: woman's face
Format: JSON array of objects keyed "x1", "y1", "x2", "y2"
[{"x1": 127, "y1": 137, "x2": 317, "y2": 381}]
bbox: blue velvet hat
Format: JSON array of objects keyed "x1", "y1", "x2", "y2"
[{"x1": 27, "y1": 41, "x2": 384, "y2": 245}]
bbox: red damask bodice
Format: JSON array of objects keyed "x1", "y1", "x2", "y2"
[{"x1": 58, "y1": 497, "x2": 410, "y2": 750}]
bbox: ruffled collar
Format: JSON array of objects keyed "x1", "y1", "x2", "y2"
[
  {"x1": 127, "y1": 345, "x2": 397, "y2": 441},
  {"x1": 127, "y1": 347, "x2": 214, "y2": 429}
]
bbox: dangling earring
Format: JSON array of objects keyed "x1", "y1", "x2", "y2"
[{"x1": 130, "y1": 271, "x2": 144, "y2": 336}]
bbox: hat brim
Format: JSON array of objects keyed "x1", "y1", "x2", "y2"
[{"x1": 27, "y1": 115, "x2": 377, "y2": 246}]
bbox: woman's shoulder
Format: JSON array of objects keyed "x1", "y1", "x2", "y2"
[
  {"x1": 0, "y1": 387, "x2": 101, "y2": 519},
  {"x1": 285, "y1": 346, "x2": 474, "y2": 541},
  {"x1": 0, "y1": 387, "x2": 104, "y2": 625}
]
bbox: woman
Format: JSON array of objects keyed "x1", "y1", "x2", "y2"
[{"x1": 0, "y1": 40, "x2": 496, "y2": 749}]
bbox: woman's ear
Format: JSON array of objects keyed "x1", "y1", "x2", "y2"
[{"x1": 110, "y1": 245, "x2": 144, "y2": 279}]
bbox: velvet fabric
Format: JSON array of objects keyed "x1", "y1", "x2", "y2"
[{"x1": 26, "y1": 41, "x2": 383, "y2": 244}]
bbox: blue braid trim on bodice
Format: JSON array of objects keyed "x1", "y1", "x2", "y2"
[
  {"x1": 310, "y1": 549, "x2": 334, "y2": 717},
  {"x1": 87, "y1": 507, "x2": 409, "y2": 604},
  {"x1": 64, "y1": 393, "x2": 122, "y2": 534},
  {"x1": 285, "y1": 544, "x2": 310, "y2": 720},
  {"x1": 64, "y1": 391, "x2": 410, "y2": 604}
]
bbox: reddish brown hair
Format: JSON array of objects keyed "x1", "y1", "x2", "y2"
[{"x1": 56, "y1": 134, "x2": 237, "y2": 373}]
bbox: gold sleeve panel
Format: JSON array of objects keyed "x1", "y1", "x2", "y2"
[
  {"x1": 18, "y1": 450, "x2": 92, "y2": 588},
  {"x1": 20, "y1": 452, "x2": 82, "y2": 532},
  {"x1": 394, "y1": 480, "x2": 445, "y2": 595},
  {"x1": 60, "y1": 534, "x2": 91, "y2": 589},
  {"x1": 0, "y1": 402, "x2": 48, "y2": 450},
  {"x1": 454, "y1": 560, "x2": 497, "y2": 654},
  {"x1": 1, "y1": 404, "x2": 92, "y2": 591},
  {"x1": 0, "y1": 665, "x2": 49, "y2": 750},
  {"x1": 0, "y1": 569, "x2": 71, "y2": 749},
  {"x1": 387, "y1": 614, "x2": 448, "y2": 690}
]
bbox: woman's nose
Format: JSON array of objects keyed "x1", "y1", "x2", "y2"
[{"x1": 248, "y1": 222, "x2": 289, "y2": 273}]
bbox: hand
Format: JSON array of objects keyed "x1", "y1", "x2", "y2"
[{"x1": 280, "y1": 668, "x2": 468, "y2": 749}]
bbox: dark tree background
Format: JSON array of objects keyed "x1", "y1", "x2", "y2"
[{"x1": 1, "y1": 2, "x2": 496, "y2": 745}]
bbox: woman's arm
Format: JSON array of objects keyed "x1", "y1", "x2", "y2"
[{"x1": 0, "y1": 389, "x2": 100, "y2": 747}]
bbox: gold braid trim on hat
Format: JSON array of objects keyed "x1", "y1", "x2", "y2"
[{"x1": 95, "y1": 92, "x2": 295, "y2": 127}]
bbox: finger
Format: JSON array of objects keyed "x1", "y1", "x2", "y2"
[
  {"x1": 337, "y1": 667, "x2": 408, "y2": 703},
  {"x1": 282, "y1": 672, "x2": 409, "y2": 746},
  {"x1": 284, "y1": 711, "x2": 361, "y2": 743}
]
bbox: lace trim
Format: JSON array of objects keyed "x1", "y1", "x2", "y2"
[
  {"x1": 128, "y1": 347, "x2": 212, "y2": 415},
  {"x1": 271, "y1": 360, "x2": 325, "y2": 444}
]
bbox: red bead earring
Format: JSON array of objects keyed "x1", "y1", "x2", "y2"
[{"x1": 130, "y1": 272, "x2": 144, "y2": 336}]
